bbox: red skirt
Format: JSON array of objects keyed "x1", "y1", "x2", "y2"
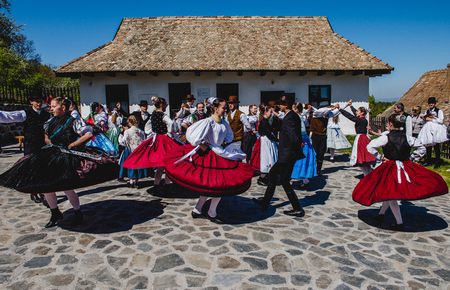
[
  {"x1": 123, "y1": 134, "x2": 179, "y2": 169},
  {"x1": 249, "y1": 138, "x2": 261, "y2": 171},
  {"x1": 353, "y1": 160, "x2": 448, "y2": 206},
  {"x1": 164, "y1": 144, "x2": 253, "y2": 196},
  {"x1": 355, "y1": 134, "x2": 376, "y2": 165}
]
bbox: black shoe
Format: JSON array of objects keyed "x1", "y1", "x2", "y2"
[
  {"x1": 71, "y1": 209, "x2": 83, "y2": 226},
  {"x1": 257, "y1": 177, "x2": 268, "y2": 186},
  {"x1": 30, "y1": 194, "x2": 37, "y2": 203},
  {"x1": 45, "y1": 208, "x2": 63, "y2": 228},
  {"x1": 389, "y1": 223, "x2": 404, "y2": 231},
  {"x1": 283, "y1": 208, "x2": 305, "y2": 217},
  {"x1": 252, "y1": 198, "x2": 268, "y2": 211},
  {"x1": 374, "y1": 214, "x2": 385, "y2": 224},
  {"x1": 117, "y1": 178, "x2": 127, "y2": 183},
  {"x1": 206, "y1": 214, "x2": 224, "y2": 224},
  {"x1": 191, "y1": 211, "x2": 205, "y2": 219}
]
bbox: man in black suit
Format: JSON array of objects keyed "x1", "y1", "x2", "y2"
[
  {"x1": 255, "y1": 97, "x2": 305, "y2": 217},
  {"x1": 131, "y1": 100, "x2": 150, "y2": 132}
]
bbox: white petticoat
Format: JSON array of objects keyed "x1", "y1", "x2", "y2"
[
  {"x1": 418, "y1": 122, "x2": 448, "y2": 146},
  {"x1": 260, "y1": 136, "x2": 278, "y2": 173}
]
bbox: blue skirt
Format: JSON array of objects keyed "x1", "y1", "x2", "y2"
[
  {"x1": 119, "y1": 148, "x2": 149, "y2": 179},
  {"x1": 291, "y1": 135, "x2": 317, "y2": 179},
  {"x1": 86, "y1": 133, "x2": 119, "y2": 157}
]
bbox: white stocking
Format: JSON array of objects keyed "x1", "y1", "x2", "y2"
[
  {"x1": 207, "y1": 197, "x2": 222, "y2": 218},
  {"x1": 389, "y1": 200, "x2": 403, "y2": 224},
  {"x1": 194, "y1": 196, "x2": 209, "y2": 214}
]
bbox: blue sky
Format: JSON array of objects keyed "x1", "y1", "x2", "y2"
[{"x1": 10, "y1": 0, "x2": 450, "y2": 101}]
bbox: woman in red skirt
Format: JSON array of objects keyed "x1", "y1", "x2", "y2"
[
  {"x1": 123, "y1": 97, "x2": 178, "y2": 191},
  {"x1": 353, "y1": 114, "x2": 448, "y2": 230},
  {"x1": 339, "y1": 100, "x2": 376, "y2": 176},
  {"x1": 165, "y1": 98, "x2": 253, "y2": 223}
]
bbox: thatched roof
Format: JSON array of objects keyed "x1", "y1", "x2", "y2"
[
  {"x1": 380, "y1": 65, "x2": 450, "y2": 117},
  {"x1": 56, "y1": 16, "x2": 393, "y2": 75}
]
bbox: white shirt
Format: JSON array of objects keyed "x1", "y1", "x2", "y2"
[
  {"x1": 186, "y1": 117, "x2": 246, "y2": 161},
  {"x1": 313, "y1": 107, "x2": 339, "y2": 118},
  {"x1": 0, "y1": 107, "x2": 43, "y2": 123},
  {"x1": 367, "y1": 133, "x2": 426, "y2": 162},
  {"x1": 119, "y1": 126, "x2": 145, "y2": 151}
]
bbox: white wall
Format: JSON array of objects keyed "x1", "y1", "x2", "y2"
[{"x1": 79, "y1": 71, "x2": 369, "y2": 134}]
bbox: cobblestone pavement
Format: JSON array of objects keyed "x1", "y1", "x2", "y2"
[{"x1": 0, "y1": 145, "x2": 450, "y2": 289}]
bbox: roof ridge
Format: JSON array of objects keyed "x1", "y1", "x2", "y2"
[
  {"x1": 122, "y1": 16, "x2": 329, "y2": 21},
  {"x1": 422, "y1": 68, "x2": 447, "y2": 75},
  {"x1": 333, "y1": 32, "x2": 393, "y2": 70}
]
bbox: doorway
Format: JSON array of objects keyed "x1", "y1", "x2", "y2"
[
  {"x1": 105, "y1": 84, "x2": 129, "y2": 113},
  {"x1": 168, "y1": 83, "x2": 191, "y2": 118}
]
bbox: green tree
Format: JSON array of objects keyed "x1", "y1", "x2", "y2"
[{"x1": 368, "y1": 95, "x2": 395, "y2": 116}]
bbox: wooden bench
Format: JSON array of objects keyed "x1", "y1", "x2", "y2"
[{"x1": 15, "y1": 136, "x2": 24, "y2": 152}]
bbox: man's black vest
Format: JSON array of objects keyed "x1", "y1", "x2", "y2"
[{"x1": 23, "y1": 107, "x2": 51, "y2": 155}]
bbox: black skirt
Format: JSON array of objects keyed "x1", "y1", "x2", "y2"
[
  {"x1": 0, "y1": 146, "x2": 118, "y2": 193},
  {"x1": 241, "y1": 132, "x2": 257, "y2": 161}
]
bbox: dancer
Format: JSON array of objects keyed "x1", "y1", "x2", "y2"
[
  {"x1": 241, "y1": 104, "x2": 259, "y2": 162},
  {"x1": 393, "y1": 102, "x2": 412, "y2": 136},
  {"x1": 164, "y1": 98, "x2": 253, "y2": 223},
  {"x1": 352, "y1": 113, "x2": 448, "y2": 230},
  {"x1": 118, "y1": 116, "x2": 148, "y2": 188},
  {"x1": 0, "y1": 95, "x2": 51, "y2": 204},
  {"x1": 339, "y1": 100, "x2": 376, "y2": 176},
  {"x1": 254, "y1": 98, "x2": 305, "y2": 217},
  {"x1": 291, "y1": 103, "x2": 317, "y2": 186},
  {"x1": 78, "y1": 102, "x2": 118, "y2": 157},
  {"x1": 250, "y1": 105, "x2": 279, "y2": 186},
  {"x1": 327, "y1": 113, "x2": 351, "y2": 161},
  {"x1": 411, "y1": 106, "x2": 424, "y2": 138},
  {"x1": 124, "y1": 97, "x2": 178, "y2": 192},
  {"x1": 130, "y1": 100, "x2": 150, "y2": 132},
  {"x1": 418, "y1": 97, "x2": 447, "y2": 168},
  {"x1": 310, "y1": 104, "x2": 339, "y2": 175},
  {"x1": 226, "y1": 95, "x2": 252, "y2": 152},
  {"x1": 0, "y1": 97, "x2": 117, "y2": 228}
]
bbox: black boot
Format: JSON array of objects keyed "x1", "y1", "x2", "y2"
[
  {"x1": 317, "y1": 161, "x2": 323, "y2": 176},
  {"x1": 45, "y1": 208, "x2": 63, "y2": 228},
  {"x1": 71, "y1": 209, "x2": 83, "y2": 226}
]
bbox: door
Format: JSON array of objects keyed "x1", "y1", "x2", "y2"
[
  {"x1": 168, "y1": 83, "x2": 191, "y2": 118},
  {"x1": 105, "y1": 84, "x2": 129, "y2": 113},
  {"x1": 216, "y1": 83, "x2": 239, "y2": 100}
]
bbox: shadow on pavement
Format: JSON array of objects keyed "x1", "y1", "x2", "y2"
[
  {"x1": 215, "y1": 196, "x2": 276, "y2": 225},
  {"x1": 358, "y1": 201, "x2": 448, "y2": 232},
  {"x1": 147, "y1": 183, "x2": 200, "y2": 199},
  {"x1": 275, "y1": 190, "x2": 331, "y2": 209},
  {"x1": 59, "y1": 199, "x2": 165, "y2": 234}
]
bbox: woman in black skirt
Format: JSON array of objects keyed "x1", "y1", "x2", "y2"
[{"x1": 0, "y1": 97, "x2": 117, "y2": 228}]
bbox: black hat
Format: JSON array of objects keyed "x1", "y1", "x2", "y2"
[
  {"x1": 428, "y1": 97, "x2": 437, "y2": 104},
  {"x1": 28, "y1": 95, "x2": 43, "y2": 102},
  {"x1": 139, "y1": 100, "x2": 148, "y2": 107}
]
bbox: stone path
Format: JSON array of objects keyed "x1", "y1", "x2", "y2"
[{"x1": 0, "y1": 145, "x2": 449, "y2": 289}]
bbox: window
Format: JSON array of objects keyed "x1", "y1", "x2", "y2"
[
  {"x1": 168, "y1": 83, "x2": 191, "y2": 118},
  {"x1": 105, "y1": 85, "x2": 129, "y2": 113},
  {"x1": 216, "y1": 83, "x2": 239, "y2": 100},
  {"x1": 308, "y1": 85, "x2": 331, "y2": 108}
]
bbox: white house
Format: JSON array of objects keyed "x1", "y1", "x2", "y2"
[{"x1": 56, "y1": 16, "x2": 393, "y2": 134}]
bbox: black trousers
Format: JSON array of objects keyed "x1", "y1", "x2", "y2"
[
  {"x1": 426, "y1": 144, "x2": 441, "y2": 162},
  {"x1": 261, "y1": 161, "x2": 301, "y2": 210},
  {"x1": 311, "y1": 133, "x2": 327, "y2": 170}
]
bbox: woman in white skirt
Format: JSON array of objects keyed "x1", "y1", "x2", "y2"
[
  {"x1": 250, "y1": 105, "x2": 279, "y2": 186},
  {"x1": 327, "y1": 114, "x2": 351, "y2": 161},
  {"x1": 418, "y1": 97, "x2": 447, "y2": 167}
]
